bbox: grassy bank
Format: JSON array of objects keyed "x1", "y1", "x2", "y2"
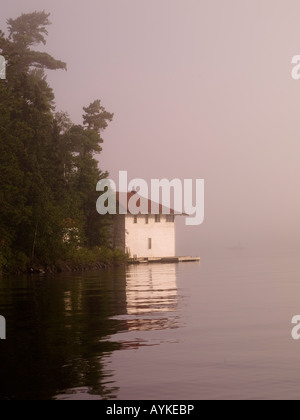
[{"x1": 56, "y1": 247, "x2": 129, "y2": 273}]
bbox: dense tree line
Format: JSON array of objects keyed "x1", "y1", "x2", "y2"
[{"x1": 0, "y1": 11, "x2": 118, "y2": 273}]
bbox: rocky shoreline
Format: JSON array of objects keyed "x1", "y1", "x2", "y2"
[
  {"x1": 29, "y1": 261, "x2": 126, "y2": 275},
  {"x1": 0, "y1": 261, "x2": 126, "y2": 276}
]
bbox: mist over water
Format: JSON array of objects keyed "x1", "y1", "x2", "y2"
[{"x1": 2, "y1": 0, "x2": 300, "y2": 255}]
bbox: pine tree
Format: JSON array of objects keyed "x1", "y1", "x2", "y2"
[{"x1": 0, "y1": 12, "x2": 114, "y2": 272}]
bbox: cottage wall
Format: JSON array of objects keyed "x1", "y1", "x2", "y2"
[{"x1": 125, "y1": 215, "x2": 176, "y2": 258}]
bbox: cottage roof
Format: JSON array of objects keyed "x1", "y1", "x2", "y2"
[{"x1": 115, "y1": 191, "x2": 184, "y2": 215}]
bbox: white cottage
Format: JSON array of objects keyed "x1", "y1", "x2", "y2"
[{"x1": 111, "y1": 192, "x2": 178, "y2": 259}]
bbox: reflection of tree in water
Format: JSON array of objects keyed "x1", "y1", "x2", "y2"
[
  {"x1": 0, "y1": 265, "x2": 180, "y2": 400},
  {"x1": 0, "y1": 268, "x2": 127, "y2": 400}
]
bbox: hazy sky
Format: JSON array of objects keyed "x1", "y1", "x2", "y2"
[{"x1": 2, "y1": 0, "x2": 300, "y2": 255}]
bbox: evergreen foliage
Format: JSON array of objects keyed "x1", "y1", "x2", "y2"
[{"x1": 0, "y1": 12, "x2": 119, "y2": 273}]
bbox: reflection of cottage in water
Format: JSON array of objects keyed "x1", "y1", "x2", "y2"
[
  {"x1": 111, "y1": 265, "x2": 180, "y2": 335},
  {"x1": 126, "y1": 265, "x2": 178, "y2": 315}
]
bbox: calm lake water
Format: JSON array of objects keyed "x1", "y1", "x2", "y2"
[{"x1": 1, "y1": 249, "x2": 300, "y2": 400}]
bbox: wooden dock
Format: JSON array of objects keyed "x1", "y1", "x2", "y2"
[{"x1": 129, "y1": 256, "x2": 200, "y2": 265}]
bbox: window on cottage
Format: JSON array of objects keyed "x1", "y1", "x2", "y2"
[
  {"x1": 166, "y1": 215, "x2": 175, "y2": 223},
  {"x1": 133, "y1": 216, "x2": 138, "y2": 224},
  {"x1": 145, "y1": 215, "x2": 149, "y2": 224},
  {"x1": 155, "y1": 215, "x2": 161, "y2": 223},
  {"x1": 148, "y1": 238, "x2": 152, "y2": 250}
]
